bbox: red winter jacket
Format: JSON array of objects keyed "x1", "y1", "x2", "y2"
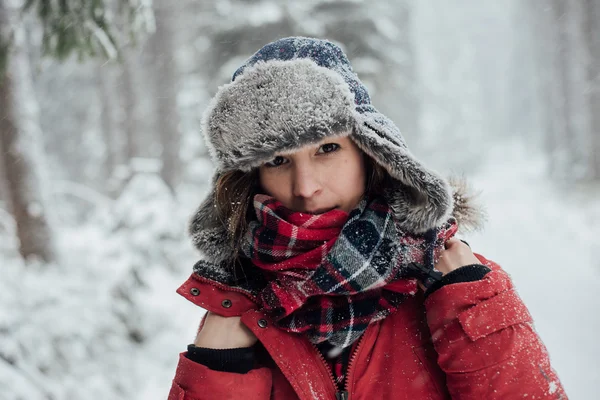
[{"x1": 168, "y1": 254, "x2": 567, "y2": 400}]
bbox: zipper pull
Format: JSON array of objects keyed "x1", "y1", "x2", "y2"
[{"x1": 336, "y1": 391, "x2": 349, "y2": 400}]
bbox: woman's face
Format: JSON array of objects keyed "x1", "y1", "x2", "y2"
[{"x1": 258, "y1": 135, "x2": 366, "y2": 214}]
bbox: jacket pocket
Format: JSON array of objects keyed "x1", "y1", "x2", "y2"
[
  {"x1": 457, "y1": 289, "x2": 532, "y2": 341},
  {"x1": 413, "y1": 341, "x2": 450, "y2": 399}
]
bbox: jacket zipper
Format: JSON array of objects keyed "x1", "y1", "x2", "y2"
[
  {"x1": 311, "y1": 333, "x2": 366, "y2": 400},
  {"x1": 339, "y1": 333, "x2": 366, "y2": 400},
  {"x1": 336, "y1": 392, "x2": 348, "y2": 400},
  {"x1": 310, "y1": 341, "x2": 341, "y2": 398}
]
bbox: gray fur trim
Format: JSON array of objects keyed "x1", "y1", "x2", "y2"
[
  {"x1": 350, "y1": 123, "x2": 453, "y2": 234},
  {"x1": 202, "y1": 59, "x2": 357, "y2": 172},
  {"x1": 447, "y1": 175, "x2": 487, "y2": 232},
  {"x1": 187, "y1": 173, "x2": 235, "y2": 265}
]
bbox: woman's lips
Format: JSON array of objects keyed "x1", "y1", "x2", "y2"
[{"x1": 304, "y1": 207, "x2": 337, "y2": 215}]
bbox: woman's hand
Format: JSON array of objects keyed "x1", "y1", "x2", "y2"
[
  {"x1": 434, "y1": 237, "x2": 481, "y2": 275},
  {"x1": 417, "y1": 237, "x2": 482, "y2": 292},
  {"x1": 194, "y1": 312, "x2": 258, "y2": 349}
]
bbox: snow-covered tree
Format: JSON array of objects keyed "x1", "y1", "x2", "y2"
[
  {"x1": 21, "y1": 0, "x2": 153, "y2": 60},
  {"x1": 147, "y1": 0, "x2": 182, "y2": 193},
  {"x1": 0, "y1": 0, "x2": 56, "y2": 262},
  {"x1": 580, "y1": 0, "x2": 600, "y2": 180}
]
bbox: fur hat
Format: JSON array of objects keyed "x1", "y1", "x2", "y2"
[{"x1": 190, "y1": 37, "x2": 483, "y2": 263}]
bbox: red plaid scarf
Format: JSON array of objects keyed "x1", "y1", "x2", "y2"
[{"x1": 242, "y1": 194, "x2": 457, "y2": 349}]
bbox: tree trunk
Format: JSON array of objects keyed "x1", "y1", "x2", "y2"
[
  {"x1": 525, "y1": 1, "x2": 558, "y2": 157},
  {"x1": 531, "y1": 0, "x2": 577, "y2": 179},
  {"x1": 97, "y1": 63, "x2": 118, "y2": 187},
  {"x1": 120, "y1": 52, "x2": 138, "y2": 164},
  {"x1": 582, "y1": 0, "x2": 600, "y2": 180},
  {"x1": 148, "y1": 1, "x2": 181, "y2": 193},
  {"x1": 564, "y1": 0, "x2": 593, "y2": 180},
  {"x1": 0, "y1": 0, "x2": 56, "y2": 262},
  {"x1": 550, "y1": 0, "x2": 575, "y2": 179}
]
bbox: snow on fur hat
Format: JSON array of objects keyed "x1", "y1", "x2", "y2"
[{"x1": 190, "y1": 37, "x2": 478, "y2": 263}]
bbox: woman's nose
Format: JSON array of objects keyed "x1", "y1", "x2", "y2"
[{"x1": 292, "y1": 164, "x2": 322, "y2": 199}]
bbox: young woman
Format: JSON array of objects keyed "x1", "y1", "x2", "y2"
[{"x1": 168, "y1": 37, "x2": 566, "y2": 400}]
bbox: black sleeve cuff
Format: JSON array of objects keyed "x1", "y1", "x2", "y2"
[
  {"x1": 424, "y1": 264, "x2": 491, "y2": 299},
  {"x1": 185, "y1": 344, "x2": 257, "y2": 374}
]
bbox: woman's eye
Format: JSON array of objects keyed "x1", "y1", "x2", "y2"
[
  {"x1": 318, "y1": 143, "x2": 340, "y2": 154},
  {"x1": 265, "y1": 156, "x2": 287, "y2": 167}
]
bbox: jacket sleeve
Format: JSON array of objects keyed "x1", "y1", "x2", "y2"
[
  {"x1": 168, "y1": 352, "x2": 273, "y2": 400},
  {"x1": 185, "y1": 344, "x2": 258, "y2": 373},
  {"x1": 424, "y1": 254, "x2": 568, "y2": 399}
]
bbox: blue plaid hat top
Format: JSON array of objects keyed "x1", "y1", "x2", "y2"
[{"x1": 232, "y1": 37, "x2": 371, "y2": 106}]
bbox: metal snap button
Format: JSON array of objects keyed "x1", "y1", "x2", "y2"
[
  {"x1": 190, "y1": 287, "x2": 200, "y2": 296},
  {"x1": 221, "y1": 299, "x2": 232, "y2": 308},
  {"x1": 257, "y1": 319, "x2": 268, "y2": 328}
]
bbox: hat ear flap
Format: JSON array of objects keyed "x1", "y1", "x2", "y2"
[
  {"x1": 382, "y1": 177, "x2": 453, "y2": 234},
  {"x1": 188, "y1": 172, "x2": 235, "y2": 263},
  {"x1": 351, "y1": 116, "x2": 454, "y2": 233}
]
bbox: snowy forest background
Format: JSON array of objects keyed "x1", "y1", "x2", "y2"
[{"x1": 1, "y1": 0, "x2": 599, "y2": 399}]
